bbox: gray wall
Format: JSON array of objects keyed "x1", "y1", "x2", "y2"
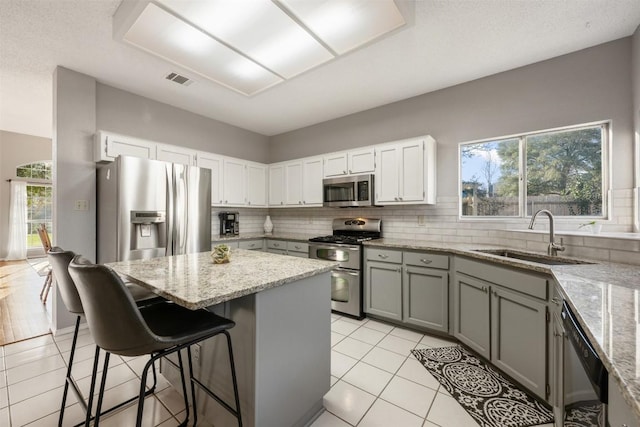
[
  {"x1": 96, "y1": 83, "x2": 269, "y2": 163},
  {"x1": 53, "y1": 67, "x2": 97, "y2": 332},
  {"x1": 0, "y1": 131, "x2": 51, "y2": 259},
  {"x1": 269, "y1": 38, "x2": 634, "y2": 198}
]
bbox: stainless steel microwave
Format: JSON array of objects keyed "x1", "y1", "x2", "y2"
[{"x1": 323, "y1": 174, "x2": 376, "y2": 207}]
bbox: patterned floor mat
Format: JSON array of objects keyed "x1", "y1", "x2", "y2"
[{"x1": 412, "y1": 345, "x2": 554, "y2": 427}]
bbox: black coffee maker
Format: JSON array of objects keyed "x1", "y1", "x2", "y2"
[{"x1": 219, "y1": 212, "x2": 239, "y2": 236}]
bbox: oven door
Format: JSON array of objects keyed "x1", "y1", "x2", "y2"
[
  {"x1": 308, "y1": 244, "x2": 360, "y2": 270},
  {"x1": 331, "y1": 268, "x2": 362, "y2": 318}
]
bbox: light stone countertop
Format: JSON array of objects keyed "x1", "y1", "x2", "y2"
[
  {"x1": 107, "y1": 249, "x2": 338, "y2": 310},
  {"x1": 365, "y1": 237, "x2": 640, "y2": 419}
]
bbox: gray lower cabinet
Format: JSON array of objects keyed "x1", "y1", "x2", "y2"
[
  {"x1": 454, "y1": 256, "x2": 549, "y2": 401},
  {"x1": 403, "y1": 266, "x2": 448, "y2": 331},
  {"x1": 452, "y1": 273, "x2": 491, "y2": 359},
  {"x1": 365, "y1": 260, "x2": 403, "y2": 321},
  {"x1": 239, "y1": 239, "x2": 264, "y2": 250},
  {"x1": 364, "y1": 248, "x2": 449, "y2": 332},
  {"x1": 266, "y1": 239, "x2": 309, "y2": 257}
]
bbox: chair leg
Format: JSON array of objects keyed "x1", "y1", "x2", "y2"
[
  {"x1": 40, "y1": 271, "x2": 52, "y2": 303},
  {"x1": 223, "y1": 330, "x2": 243, "y2": 427},
  {"x1": 176, "y1": 350, "x2": 191, "y2": 427},
  {"x1": 93, "y1": 352, "x2": 111, "y2": 427},
  {"x1": 187, "y1": 347, "x2": 198, "y2": 426},
  {"x1": 136, "y1": 352, "x2": 190, "y2": 427},
  {"x1": 84, "y1": 346, "x2": 101, "y2": 427},
  {"x1": 58, "y1": 316, "x2": 81, "y2": 427}
]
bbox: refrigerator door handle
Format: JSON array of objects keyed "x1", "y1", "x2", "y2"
[
  {"x1": 175, "y1": 165, "x2": 188, "y2": 255},
  {"x1": 166, "y1": 164, "x2": 175, "y2": 256}
]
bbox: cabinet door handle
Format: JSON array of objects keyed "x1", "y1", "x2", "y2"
[
  {"x1": 294, "y1": 245, "x2": 301, "y2": 249},
  {"x1": 396, "y1": 267, "x2": 402, "y2": 272},
  {"x1": 420, "y1": 258, "x2": 433, "y2": 264},
  {"x1": 378, "y1": 254, "x2": 389, "y2": 259},
  {"x1": 343, "y1": 170, "x2": 347, "y2": 174},
  {"x1": 551, "y1": 297, "x2": 561, "y2": 305},
  {"x1": 273, "y1": 243, "x2": 280, "y2": 247},
  {"x1": 554, "y1": 332, "x2": 562, "y2": 338},
  {"x1": 394, "y1": 197, "x2": 398, "y2": 201}
]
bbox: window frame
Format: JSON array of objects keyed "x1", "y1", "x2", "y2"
[{"x1": 458, "y1": 121, "x2": 611, "y2": 220}]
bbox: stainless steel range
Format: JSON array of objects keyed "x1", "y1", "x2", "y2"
[{"x1": 309, "y1": 218, "x2": 382, "y2": 319}]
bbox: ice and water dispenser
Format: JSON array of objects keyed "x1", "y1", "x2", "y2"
[{"x1": 130, "y1": 210, "x2": 167, "y2": 254}]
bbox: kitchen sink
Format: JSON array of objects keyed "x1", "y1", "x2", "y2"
[{"x1": 473, "y1": 249, "x2": 594, "y2": 265}]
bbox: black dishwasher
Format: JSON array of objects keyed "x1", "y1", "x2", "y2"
[{"x1": 561, "y1": 301, "x2": 608, "y2": 426}]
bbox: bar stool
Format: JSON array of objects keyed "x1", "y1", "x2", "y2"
[
  {"x1": 47, "y1": 247, "x2": 163, "y2": 426},
  {"x1": 68, "y1": 255, "x2": 242, "y2": 427}
]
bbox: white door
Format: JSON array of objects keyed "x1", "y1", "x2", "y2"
[
  {"x1": 246, "y1": 162, "x2": 267, "y2": 206},
  {"x1": 223, "y1": 158, "x2": 246, "y2": 205},
  {"x1": 323, "y1": 153, "x2": 348, "y2": 177},
  {"x1": 399, "y1": 140, "x2": 424, "y2": 202},
  {"x1": 349, "y1": 148, "x2": 375, "y2": 174},
  {"x1": 156, "y1": 144, "x2": 195, "y2": 165},
  {"x1": 375, "y1": 145, "x2": 399, "y2": 203},
  {"x1": 285, "y1": 161, "x2": 303, "y2": 205},
  {"x1": 269, "y1": 164, "x2": 285, "y2": 206},
  {"x1": 302, "y1": 157, "x2": 323, "y2": 205},
  {"x1": 196, "y1": 152, "x2": 224, "y2": 206}
]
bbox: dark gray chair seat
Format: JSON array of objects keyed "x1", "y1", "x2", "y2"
[{"x1": 68, "y1": 255, "x2": 242, "y2": 427}]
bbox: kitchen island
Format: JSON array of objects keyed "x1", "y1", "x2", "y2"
[{"x1": 108, "y1": 249, "x2": 338, "y2": 427}]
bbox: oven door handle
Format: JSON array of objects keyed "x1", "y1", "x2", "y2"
[
  {"x1": 332, "y1": 268, "x2": 359, "y2": 277},
  {"x1": 310, "y1": 244, "x2": 360, "y2": 252}
]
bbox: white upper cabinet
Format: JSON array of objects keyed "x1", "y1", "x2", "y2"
[
  {"x1": 375, "y1": 136, "x2": 436, "y2": 205},
  {"x1": 94, "y1": 131, "x2": 156, "y2": 162},
  {"x1": 156, "y1": 143, "x2": 196, "y2": 165},
  {"x1": 246, "y1": 162, "x2": 267, "y2": 207},
  {"x1": 285, "y1": 161, "x2": 303, "y2": 205},
  {"x1": 323, "y1": 147, "x2": 375, "y2": 177},
  {"x1": 269, "y1": 157, "x2": 322, "y2": 207},
  {"x1": 269, "y1": 164, "x2": 285, "y2": 207},
  {"x1": 196, "y1": 152, "x2": 224, "y2": 206},
  {"x1": 223, "y1": 158, "x2": 246, "y2": 206},
  {"x1": 323, "y1": 153, "x2": 348, "y2": 177},
  {"x1": 302, "y1": 157, "x2": 323, "y2": 206},
  {"x1": 348, "y1": 148, "x2": 375, "y2": 174}
]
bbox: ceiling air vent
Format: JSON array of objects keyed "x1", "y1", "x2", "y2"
[{"x1": 165, "y1": 72, "x2": 193, "y2": 86}]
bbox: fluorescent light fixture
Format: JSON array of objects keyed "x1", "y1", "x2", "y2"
[
  {"x1": 278, "y1": 0, "x2": 406, "y2": 54},
  {"x1": 114, "y1": 0, "x2": 405, "y2": 96},
  {"x1": 159, "y1": 0, "x2": 335, "y2": 78}
]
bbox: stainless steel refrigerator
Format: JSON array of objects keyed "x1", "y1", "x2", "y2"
[{"x1": 97, "y1": 156, "x2": 211, "y2": 263}]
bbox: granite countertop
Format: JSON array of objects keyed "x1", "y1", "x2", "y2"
[
  {"x1": 365, "y1": 237, "x2": 640, "y2": 419},
  {"x1": 212, "y1": 232, "x2": 316, "y2": 243},
  {"x1": 107, "y1": 249, "x2": 337, "y2": 310}
]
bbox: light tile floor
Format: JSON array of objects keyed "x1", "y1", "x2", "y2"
[{"x1": 0, "y1": 314, "x2": 554, "y2": 426}]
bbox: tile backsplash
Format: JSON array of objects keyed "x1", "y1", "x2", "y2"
[{"x1": 212, "y1": 187, "x2": 640, "y2": 265}]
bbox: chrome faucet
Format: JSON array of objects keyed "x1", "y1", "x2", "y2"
[{"x1": 528, "y1": 209, "x2": 565, "y2": 256}]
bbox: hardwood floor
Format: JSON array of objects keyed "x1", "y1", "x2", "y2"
[{"x1": 0, "y1": 259, "x2": 51, "y2": 346}]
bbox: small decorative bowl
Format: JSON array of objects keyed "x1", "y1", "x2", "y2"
[{"x1": 211, "y1": 244, "x2": 231, "y2": 264}]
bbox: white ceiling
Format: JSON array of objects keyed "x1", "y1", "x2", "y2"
[{"x1": 1, "y1": 0, "x2": 639, "y2": 139}]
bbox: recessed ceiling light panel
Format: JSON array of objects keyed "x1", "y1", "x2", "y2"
[
  {"x1": 278, "y1": 0, "x2": 406, "y2": 54},
  {"x1": 122, "y1": 3, "x2": 282, "y2": 95},
  {"x1": 158, "y1": 0, "x2": 335, "y2": 79}
]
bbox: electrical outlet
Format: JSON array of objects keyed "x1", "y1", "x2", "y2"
[
  {"x1": 74, "y1": 200, "x2": 89, "y2": 211},
  {"x1": 417, "y1": 215, "x2": 426, "y2": 226}
]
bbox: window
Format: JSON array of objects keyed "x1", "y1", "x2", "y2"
[
  {"x1": 17, "y1": 162, "x2": 53, "y2": 248},
  {"x1": 460, "y1": 123, "x2": 607, "y2": 218}
]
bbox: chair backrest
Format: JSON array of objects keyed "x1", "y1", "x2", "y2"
[
  {"x1": 68, "y1": 255, "x2": 158, "y2": 356},
  {"x1": 47, "y1": 247, "x2": 83, "y2": 315},
  {"x1": 37, "y1": 224, "x2": 52, "y2": 252}
]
